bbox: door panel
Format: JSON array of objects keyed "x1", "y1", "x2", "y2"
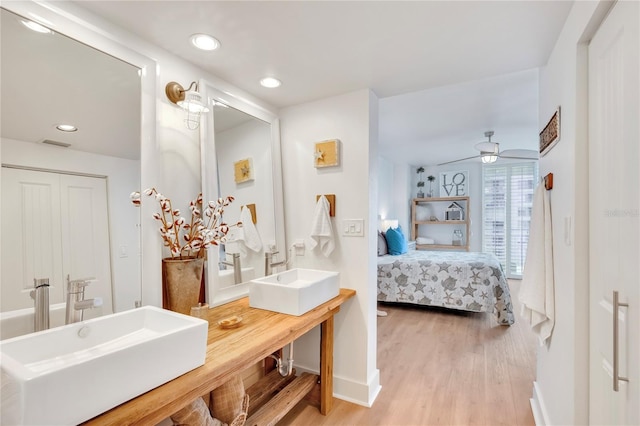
[
  {"x1": 1, "y1": 168, "x2": 113, "y2": 319},
  {"x1": 59, "y1": 174, "x2": 113, "y2": 319},
  {"x1": 1, "y1": 168, "x2": 64, "y2": 310},
  {"x1": 589, "y1": 1, "x2": 639, "y2": 424}
]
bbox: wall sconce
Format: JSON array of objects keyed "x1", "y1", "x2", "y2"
[{"x1": 165, "y1": 81, "x2": 210, "y2": 130}]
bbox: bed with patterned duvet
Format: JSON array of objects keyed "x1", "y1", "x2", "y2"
[{"x1": 377, "y1": 250, "x2": 514, "y2": 325}]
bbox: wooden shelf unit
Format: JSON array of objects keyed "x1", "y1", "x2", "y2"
[{"x1": 411, "y1": 196, "x2": 470, "y2": 251}]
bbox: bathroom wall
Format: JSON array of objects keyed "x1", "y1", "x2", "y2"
[{"x1": 279, "y1": 89, "x2": 381, "y2": 406}]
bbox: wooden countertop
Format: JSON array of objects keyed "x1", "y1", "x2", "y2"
[{"x1": 83, "y1": 288, "x2": 356, "y2": 425}]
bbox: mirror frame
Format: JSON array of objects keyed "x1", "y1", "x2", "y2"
[
  {"x1": 199, "y1": 79, "x2": 285, "y2": 307},
  {"x1": 1, "y1": 1, "x2": 160, "y2": 307}
]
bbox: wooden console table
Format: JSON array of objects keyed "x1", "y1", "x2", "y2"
[{"x1": 83, "y1": 288, "x2": 356, "y2": 425}]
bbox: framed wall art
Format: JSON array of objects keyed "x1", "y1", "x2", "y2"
[
  {"x1": 439, "y1": 170, "x2": 468, "y2": 197},
  {"x1": 314, "y1": 139, "x2": 340, "y2": 168},
  {"x1": 234, "y1": 158, "x2": 253, "y2": 183},
  {"x1": 540, "y1": 107, "x2": 561, "y2": 157}
]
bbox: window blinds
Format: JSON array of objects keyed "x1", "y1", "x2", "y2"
[{"x1": 482, "y1": 162, "x2": 537, "y2": 277}]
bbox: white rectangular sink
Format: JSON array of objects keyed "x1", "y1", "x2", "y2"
[
  {"x1": 0, "y1": 306, "x2": 208, "y2": 425},
  {"x1": 249, "y1": 268, "x2": 339, "y2": 316}
]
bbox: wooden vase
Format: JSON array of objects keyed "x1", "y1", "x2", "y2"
[{"x1": 162, "y1": 257, "x2": 205, "y2": 315}]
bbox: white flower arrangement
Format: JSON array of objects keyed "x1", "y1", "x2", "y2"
[{"x1": 130, "y1": 188, "x2": 240, "y2": 259}]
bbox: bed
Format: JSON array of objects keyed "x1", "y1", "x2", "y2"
[{"x1": 377, "y1": 250, "x2": 514, "y2": 325}]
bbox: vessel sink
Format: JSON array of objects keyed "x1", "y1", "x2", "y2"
[
  {"x1": 0, "y1": 306, "x2": 208, "y2": 425},
  {"x1": 249, "y1": 268, "x2": 339, "y2": 316}
]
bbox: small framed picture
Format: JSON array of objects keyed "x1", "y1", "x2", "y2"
[
  {"x1": 234, "y1": 158, "x2": 253, "y2": 183},
  {"x1": 540, "y1": 107, "x2": 560, "y2": 157},
  {"x1": 314, "y1": 139, "x2": 340, "y2": 168}
]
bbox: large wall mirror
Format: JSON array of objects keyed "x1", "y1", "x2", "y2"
[
  {"x1": 200, "y1": 81, "x2": 286, "y2": 306},
  {"x1": 0, "y1": 3, "x2": 158, "y2": 338}
]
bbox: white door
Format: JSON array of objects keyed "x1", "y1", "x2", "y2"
[
  {"x1": 589, "y1": 1, "x2": 639, "y2": 424},
  {"x1": 1, "y1": 168, "x2": 65, "y2": 310},
  {"x1": 1, "y1": 168, "x2": 113, "y2": 318}
]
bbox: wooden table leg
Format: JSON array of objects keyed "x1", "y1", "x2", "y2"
[{"x1": 320, "y1": 314, "x2": 334, "y2": 415}]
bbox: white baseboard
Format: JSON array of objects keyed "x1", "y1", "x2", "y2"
[
  {"x1": 530, "y1": 381, "x2": 551, "y2": 426},
  {"x1": 295, "y1": 365, "x2": 381, "y2": 407}
]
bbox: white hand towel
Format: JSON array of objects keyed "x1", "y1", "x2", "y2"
[
  {"x1": 519, "y1": 182, "x2": 555, "y2": 345},
  {"x1": 307, "y1": 195, "x2": 335, "y2": 257},
  {"x1": 224, "y1": 226, "x2": 247, "y2": 257},
  {"x1": 240, "y1": 206, "x2": 262, "y2": 252}
]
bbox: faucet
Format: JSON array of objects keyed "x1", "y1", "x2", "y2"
[
  {"x1": 65, "y1": 276, "x2": 103, "y2": 324},
  {"x1": 30, "y1": 278, "x2": 50, "y2": 332},
  {"x1": 220, "y1": 253, "x2": 242, "y2": 284},
  {"x1": 265, "y1": 251, "x2": 287, "y2": 276}
]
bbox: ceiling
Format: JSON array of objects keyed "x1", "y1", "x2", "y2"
[{"x1": 2, "y1": 1, "x2": 574, "y2": 165}]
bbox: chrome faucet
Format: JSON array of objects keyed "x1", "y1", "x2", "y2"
[
  {"x1": 65, "y1": 276, "x2": 102, "y2": 324},
  {"x1": 30, "y1": 278, "x2": 50, "y2": 332},
  {"x1": 265, "y1": 251, "x2": 287, "y2": 276},
  {"x1": 220, "y1": 253, "x2": 242, "y2": 284}
]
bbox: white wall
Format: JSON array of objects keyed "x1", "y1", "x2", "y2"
[
  {"x1": 280, "y1": 89, "x2": 381, "y2": 406},
  {"x1": 535, "y1": 1, "x2": 610, "y2": 424},
  {"x1": 1, "y1": 138, "x2": 140, "y2": 312},
  {"x1": 377, "y1": 156, "x2": 410, "y2": 232}
]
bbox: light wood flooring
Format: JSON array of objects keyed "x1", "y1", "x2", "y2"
[{"x1": 279, "y1": 280, "x2": 537, "y2": 426}]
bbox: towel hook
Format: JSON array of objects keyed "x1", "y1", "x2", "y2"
[
  {"x1": 315, "y1": 194, "x2": 336, "y2": 217},
  {"x1": 544, "y1": 173, "x2": 553, "y2": 190}
]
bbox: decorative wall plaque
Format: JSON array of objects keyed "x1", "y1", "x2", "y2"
[
  {"x1": 540, "y1": 107, "x2": 561, "y2": 157},
  {"x1": 314, "y1": 139, "x2": 340, "y2": 168}
]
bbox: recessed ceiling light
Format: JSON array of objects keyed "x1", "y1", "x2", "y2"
[
  {"x1": 56, "y1": 124, "x2": 78, "y2": 132},
  {"x1": 21, "y1": 20, "x2": 53, "y2": 34},
  {"x1": 190, "y1": 34, "x2": 220, "y2": 51},
  {"x1": 260, "y1": 77, "x2": 282, "y2": 88}
]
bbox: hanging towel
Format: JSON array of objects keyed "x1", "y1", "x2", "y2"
[
  {"x1": 224, "y1": 226, "x2": 247, "y2": 258},
  {"x1": 224, "y1": 207, "x2": 263, "y2": 257},
  {"x1": 240, "y1": 205, "x2": 262, "y2": 252},
  {"x1": 307, "y1": 195, "x2": 335, "y2": 257},
  {"x1": 519, "y1": 182, "x2": 555, "y2": 345}
]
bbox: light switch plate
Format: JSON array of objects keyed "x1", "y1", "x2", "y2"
[{"x1": 342, "y1": 219, "x2": 364, "y2": 237}]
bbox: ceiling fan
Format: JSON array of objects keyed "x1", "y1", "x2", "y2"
[{"x1": 438, "y1": 131, "x2": 539, "y2": 166}]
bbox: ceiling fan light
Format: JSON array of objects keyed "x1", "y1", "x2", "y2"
[{"x1": 481, "y1": 153, "x2": 498, "y2": 164}]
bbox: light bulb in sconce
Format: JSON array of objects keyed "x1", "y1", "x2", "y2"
[{"x1": 165, "y1": 81, "x2": 210, "y2": 130}]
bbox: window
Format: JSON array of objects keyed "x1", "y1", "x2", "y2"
[{"x1": 482, "y1": 162, "x2": 538, "y2": 278}]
